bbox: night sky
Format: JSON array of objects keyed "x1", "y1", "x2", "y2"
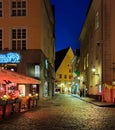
[{"x1": 50, "y1": 0, "x2": 91, "y2": 52}]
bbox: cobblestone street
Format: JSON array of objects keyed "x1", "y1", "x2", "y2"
[{"x1": 0, "y1": 94, "x2": 115, "y2": 130}]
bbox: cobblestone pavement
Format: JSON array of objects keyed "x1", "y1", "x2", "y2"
[{"x1": 0, "y1": 94, "x2": 115, "y2": 130}]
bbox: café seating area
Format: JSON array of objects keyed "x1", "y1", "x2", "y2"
[
  {"x1": 0, "y1": 95, "x2": 38, "y2": 119},
  {"x1": 0, "y1": 67, "x2": 40, "y2": 120}
]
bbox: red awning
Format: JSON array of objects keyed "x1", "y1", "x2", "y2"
[{"x1": 0, "y1": 67, "x2": 41, "y2": 84}]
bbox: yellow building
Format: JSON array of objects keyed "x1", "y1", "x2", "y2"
[
  {"x1": 55, "y1": 47, "x2": 74, "y2": 93},
  {"x1": 0, "y1": 0, "x2": 55, "y2": 99}
]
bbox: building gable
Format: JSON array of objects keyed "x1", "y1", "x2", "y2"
[{"x1": 55, "y1": 47, "x2": 74, "y2": 82}]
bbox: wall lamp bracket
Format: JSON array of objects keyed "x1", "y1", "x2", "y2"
[{"x1": 92, "y1": 73, "x2": 100, "y2": 76}]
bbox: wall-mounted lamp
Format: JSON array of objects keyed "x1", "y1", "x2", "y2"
[
  {"x1": 92, "y1": 66, "x2": 99, "y2": 76},
  {"x1": 77, "y1": 77, "x2": 80, "y2": 80}
]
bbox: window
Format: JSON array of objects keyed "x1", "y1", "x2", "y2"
[
  {"x1": 0, "y1": 1, "x2": 2, "y2": 17},
  {"x1": 69, "y1": 75, "x2": 72, "y2": 79},
  {"x1": 11, "y1": 28, "x2": 26, "y2": 50},
  {"x1": 84, "y1": 54, "x2": 89, "y2": 69},
  {"x1": 69, "y1": 69, "x2": 72, "y2": 73},
  {"x1": 95, "y1": 12, "x2": 99, "y2": 29},
  {"x1": 11, "y1": 0, "x2": 26, "y2": 16},
  {"x1": 35, "y1": 65, "x2": 40, "y2": 78},
  {"x1": 64, "y1": 75, "x2": 67, "y2": 79},
  {"x1": 84, "y1": 57, "x2": 86, "y2": 70},
  {"x1": 86, "y1": 53, "x2": 89, "y2": 67},
  {"x1": 59, "y1": 74, "x2": 62, "y2": 79},
  {"x1": 0, "y1": 29, "x2": 2, "y2": 50}
]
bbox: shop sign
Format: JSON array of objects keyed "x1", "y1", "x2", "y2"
[{"x1": 0, "y1": 52, "x2": 21, "y2": 63}]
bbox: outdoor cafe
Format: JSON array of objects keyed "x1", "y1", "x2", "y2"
[{"x1": 0, "y1": 67, "x2": 40, "y2": 119}]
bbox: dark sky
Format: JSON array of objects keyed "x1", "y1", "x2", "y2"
[{"x1": 50, "y1": 0, "x2": 91, "y2": 52}]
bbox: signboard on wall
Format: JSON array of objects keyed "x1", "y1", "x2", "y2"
[{"x1": 0, "y1": 52, "x2": 21, "y2": 63}]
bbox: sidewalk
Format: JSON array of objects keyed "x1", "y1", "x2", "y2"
[{"x1": 72, "y1": 94, "x2": 115, "y2": 107}]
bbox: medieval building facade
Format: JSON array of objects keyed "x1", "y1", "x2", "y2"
[{"x1": 79, "y1": 0, "x2": 115, "y2": 102}]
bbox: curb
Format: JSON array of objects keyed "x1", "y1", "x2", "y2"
[{"x1": 72, "y1": 94, "x2": 115, "y2": 107}]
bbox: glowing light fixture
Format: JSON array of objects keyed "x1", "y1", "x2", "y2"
[
  {"x1": 35, "y1": 93, "x2": 38, "y2": 96},
  {"x1": 28, "y1": 93, "x2": 32, "y2": 97},
  {"x1": 77, "y1": 77, "x2": 80, "y2": 80},
  {"x1": 92, "y1": 66, "x2": 96, "y2": 72},
  {"x1": 92, "y1": 66, "x2": 99, "y2": 76}
]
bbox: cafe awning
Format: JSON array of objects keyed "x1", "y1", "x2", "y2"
[{"x1": 0, "y1": 67, "x2": 41, "y2": 84}]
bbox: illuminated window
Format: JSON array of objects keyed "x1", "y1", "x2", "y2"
[
  {"x1": 45, "y1": 59, "x2": 48, "y2": 69},
  {"x1": 95, "y1": 12, "x2": 99, "y2": 29},
  {"x1": 86, "y1": 53, "x2": 89, "y2": 67},
  {"x1": 0, "y1": 29, "x2": 2, "y2": 50},
  {"x1": 30, "y1": 85, "x2": 37, "y2": 95},
  {"x1": 35, "y1": 65, "x2": 40, "y2": 78},
  {"x1": 84, "y1": 54, "x2": 89, "y2": 69},
  {"x1": 84, "y1": 57, "x2": 86, "y2": 70},
  {"x1": 98, "y1": 84, "x2": 102, "y2": 93},
  {"x1": 44, "y1": 81, "x2": 49, "y2": 97},
  {"x1": 11, "y1": 28, "x2": 26, "y2": 50},
  {"x1": 18, "y1": 85, "x2": 26, "y2": 96},
  {"x1": 11, "y1": 0, "x2": 26, "y2": 16},
  {"x1": 0, "y1": 1, "x2": 2, "y2": 17}
]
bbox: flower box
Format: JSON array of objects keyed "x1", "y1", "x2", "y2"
[{"x1": 7, "y1": 99, "x2": 15, "y2": 104}]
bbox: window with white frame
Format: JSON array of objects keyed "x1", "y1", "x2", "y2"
[
  {"x1": 11, "y1": 0, "x2": 26, "y2": 16},
  {"x1": 11, "y1": 28, "x2": 26, "y2": 50}
]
